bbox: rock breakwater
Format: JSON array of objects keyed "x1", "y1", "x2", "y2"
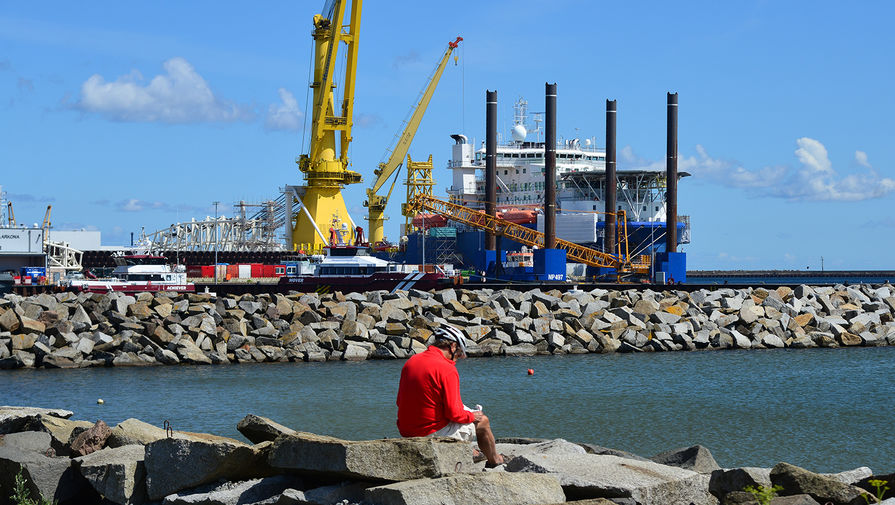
[
  {"x1": 1, "y1": 284, "x2": 893, "y2": 369},
  {"x1": 1, "y1": 406, "x2": 891, "y2": 505}
]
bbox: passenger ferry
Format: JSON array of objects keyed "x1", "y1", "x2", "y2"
[
  {"x1": 278, "y1": 246, "x2": 457, "y2": 294},
  {"x1": 66, "y1": 254, "x2": 194, "y2": 293}
]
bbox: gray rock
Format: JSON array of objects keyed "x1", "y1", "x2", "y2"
[
  {"x1": 0, "y1": 430, "x2": 52, "y2": 453},
  {"x1": 0, "y1": 406, "x2": 74, "y2": 435},
  {"x1": 365, "y1": 472, "x2": 565, "y2": 505},
  {"x1": 161, "y1": 475, "x2": 305, "y2": 505},
  {"x1": 0, "y1": 431, "x2": 98, "y2": 504},
  {"x1": 342, "y1": 343, "x2": 369, "y2": 361},
  {"x1": 144, "y1": 437, "x2": 273, "y2": 500},
  {"x1": 268, "y1": 432, "x2": 474, "y2": 481},
  {"x1": 577, "y1": 443, "x2": 650, "y2": 462},
  {"x1": 282, "y1": 481, "x2": 371, "y2": 505},
  {"x1": 504, "y1": 343, "x2": 538, "y2": 356},
  {"x1": 770, "y1": 462, "x2": 866, "y2": 505},
  {"x1": 506, "y1": 453, "x2": 715, "y2": 505},
  {"x1": 75, "y1": 444, "x2": 147, "y2": 505},
  {"x1": 236, "y1": 414, "x2": 297, "y2": 444},
  {"x1": 769, "y1": 495, "x2": 824, "y2": 505},
  {"x1": 22, "y1": 414, "x2": 94, "y2": 457},
  {"x1": 650, "y1": 445, "x2": 721, "y2": 474},
  {"x1": 821, "y1": 467, "x2": 872, "y2": 485},
  {"x1": 496, "y1": 438, "x2": 587, "y2": 458},
  {"x1": 106, "y1": 418, "x2": 169, "y2": 448}
]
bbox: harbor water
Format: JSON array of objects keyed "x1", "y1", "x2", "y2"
[{"x1": 2, "y1": 347, "x2": 893, "y2": 473}]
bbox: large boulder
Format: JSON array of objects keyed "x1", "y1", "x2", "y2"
[
  {"x1": 709, "y1": 467, "x2": 772, "y2": 498},
  {"x1": 144, "y1": 437, "x2": 273, "y2": 500},
  {"x1": 0, "y1": 430, "x2": 100, "y2": 504},
  {"x1": 770, "y1": 462, "x2": 868, "y2": 505},
  {"x1": 0, "y1": 406, "x2": 74, "y2": 435},
  {"x1": 20, "y1": 414, "x2": 93, "y2": 457},
  {"x1": 506, "y1": 453, "x2": 716, "y2": 505},
  {"x1": 365, "y1": 472, "x2": 566, "y2": 505},
  {"x1": 160, "y1": 475, "x2": 305, "y2": 505},
  {"x1": 651, "y1": 445, "x2": 721, "y2": 474},
  {"x1": 268, "y1": 432, "x2": 475, "y2": 481},
  {"x1": 277, "y1": 481, "x2": 372, "y2": 505},
  {"x1": 106, "y1": 418, "x2": 169, "y2": 448},
  {"x1": 75, "y1": 444, "x2": 147, "y2": 505},
  {"x1": 236, "y1": 414, "x2": 296, "y2": 444}
]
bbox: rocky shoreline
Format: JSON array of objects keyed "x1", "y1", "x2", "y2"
[
  {"x1": 1, "y1": 284, "x2": 894, "y2": 369},
  {"x1": 1, "y1": 406, "x2": 892, "y2": 505}
]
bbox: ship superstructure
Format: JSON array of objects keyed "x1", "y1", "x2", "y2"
[{"x1": 445, "y1": 98, "x2": 690, "y2": 258}]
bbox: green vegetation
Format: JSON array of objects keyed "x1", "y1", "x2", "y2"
[
  {"x1": 10, "y1": 470, "x2": 55, "y2": 505},
  {"x1": 863, "y1": 479, "x2": 890, "y2": 504},
  {"x1": 743, "y1": 484, "x2": 783, "y2": 505}
]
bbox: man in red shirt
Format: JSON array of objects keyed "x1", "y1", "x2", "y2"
[{"x1": 396, "y1": 326, "x2": 505, "y2": 467}]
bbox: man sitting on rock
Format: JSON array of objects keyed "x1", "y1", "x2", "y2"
[{"x1": 396, "y1": 325, "x2": 506, "y2": 468}]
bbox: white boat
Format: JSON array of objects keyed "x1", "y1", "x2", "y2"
[
  {"x1": 279, "y1": 246, "x2": 458, "y2": 293},
  {"x1": 66, "y1": 253, "x2": 194, "y2": 293}
]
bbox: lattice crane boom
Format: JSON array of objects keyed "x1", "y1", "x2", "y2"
[{"x1": 407, "y1": 194, "x2": 633, "y2": 270}]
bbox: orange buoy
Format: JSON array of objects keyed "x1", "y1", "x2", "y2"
[{"x1": 527, "y1": 368, "x2": 534, "y2": 375}]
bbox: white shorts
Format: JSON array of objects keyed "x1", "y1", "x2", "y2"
[
  {"x1": 429, "y1": 421, "x2": 476, "y2": 442},
  {"x1": 427, "y1": 404, "x2": 480, "y2": 442}
]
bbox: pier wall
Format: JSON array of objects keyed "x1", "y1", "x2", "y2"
[{"x1": 1, "y1": 283, "x2": 893, "y2": 369}]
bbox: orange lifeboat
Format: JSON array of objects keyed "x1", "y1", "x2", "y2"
[
  {"x1": 411, "y1": 213, "x2": 447, "y2": 229},
  {"x1": 500, "y1": 209, "x2": 537, "y2": 224}
]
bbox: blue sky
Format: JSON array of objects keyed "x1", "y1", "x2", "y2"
[{"x1": 1, "y1": 1, "x2": 893, "y2": 270}]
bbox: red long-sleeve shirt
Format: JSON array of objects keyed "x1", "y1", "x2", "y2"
[{"x1": 396, "y1": 346, "x2": 475, "y2": 437}]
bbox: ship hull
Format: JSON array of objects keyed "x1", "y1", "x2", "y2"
[
  {"x1": 72, "y1": 282, "x2": 195, "y2": 294},
  {"x1": 278, "y1": 271, "x2": 453, "y2": 294}
]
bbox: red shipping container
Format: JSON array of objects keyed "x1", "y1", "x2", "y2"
[
  {"x1": 227, "y1": 265, "x2": 238, "y2": 278},
  {"x1": 251, "y1": 263, "x2": 263, "y2": 277}
]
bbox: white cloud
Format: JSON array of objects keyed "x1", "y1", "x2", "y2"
[
  {"x1": 119, "y1": 199, "x2": 167, "y2": 212},
  {"x1": 264, "y1": 88, "x2": 302, "y2": 131},
  {"x1": 623, "y1": 138, "x2": 895, "y2": 202},
  {"x1": 771, "y1": 138, "x2": 895, "y2": 201},
  {"x1": 75, "y1": 57, "x2": 253, "y2": 123}
]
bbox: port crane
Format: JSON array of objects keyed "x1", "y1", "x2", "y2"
[
  {"x1": 291, "y1": 0, "x2": 363, "y2": 253},
  {"x1": 406, "y1": 194, "x2": 646, "y2": 274},
  {"x1": 363, "y1": 36, "x2": 462, "y2": 246},
  {"x1": 6, "y1": 202, "x2": 15, "y2": 227}
]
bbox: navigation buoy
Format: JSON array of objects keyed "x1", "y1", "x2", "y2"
[
  {"x1": 527, "y1": 369, "x2": 534, "y2": 375},
  {"x1": 97, "y1": 399, "x2": 104, "y2": 405}
]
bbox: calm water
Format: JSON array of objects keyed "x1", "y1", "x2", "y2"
[
  {"x1": 2, "y1": 347, "x2": 893, "y2": 473},
  {"x1": 688, "y1": 275, "x2": 895, "y2": 285}
]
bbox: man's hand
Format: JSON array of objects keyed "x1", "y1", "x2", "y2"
[{"x1": 472, "y1": 411, "x2": 484, "y2": 422}]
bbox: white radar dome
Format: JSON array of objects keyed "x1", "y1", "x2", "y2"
[
  {"x1": 511, "y1": 124, "x2": 527, "y2": 142},
  {"x1": 584, "y1": 138, "x2": 592, "y2": 147}
]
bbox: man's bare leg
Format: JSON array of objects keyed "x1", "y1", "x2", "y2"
[{"x1": 473, "y1": 414, "x2": 504, "y2": 466}]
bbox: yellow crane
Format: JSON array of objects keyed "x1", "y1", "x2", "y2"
[
  {"x1": 6, "y1": 202, "x2": 14, "y2": 227},
  {"x1": 363, "y1": 37, "x2": 462, "y2": 246},
  {"x1": 291, "y1": 0, "x2": 363, "y2": 253}
]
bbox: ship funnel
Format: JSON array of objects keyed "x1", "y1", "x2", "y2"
[
  {"x1": 485, "y1": 90, "x2": 497, "y2": 251},
  {"x1": 666, "y1": 92, "x2": 678, "y2": 253},
  {"x1": 544, "y1": 83, "x2": 557, "y2": 249},
  {"x1": 605, "y1": 99, "x2": 617, "y2": 256}
]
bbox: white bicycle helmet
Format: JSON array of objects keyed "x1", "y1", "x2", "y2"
[{"x1": 433, "y1": 325, "x2": 468, "y2": 358}]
